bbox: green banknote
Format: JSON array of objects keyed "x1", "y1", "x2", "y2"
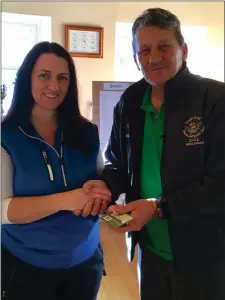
[{"x1": 101, "y1": 213, "x2": 134, "y2": 228}]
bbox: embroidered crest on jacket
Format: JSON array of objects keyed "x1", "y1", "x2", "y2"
[{"x1": 183, "y1": 116, "x2": 204, "y2": 146}]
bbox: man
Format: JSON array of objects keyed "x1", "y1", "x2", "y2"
[{"x1": 100, "y1": 7, "x2": 225, "y2": 300}]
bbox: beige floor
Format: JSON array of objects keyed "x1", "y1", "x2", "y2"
[{"x1": 97, "y1": 223, "x2": 139, "y2": 300}]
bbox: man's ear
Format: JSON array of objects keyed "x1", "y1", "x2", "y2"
[
  {"x1": 134, "y1": 54, "x2": 141, "y2": 71},
  {"x1": 182, "y1": 43, "x2": 188, "y2": 61}
]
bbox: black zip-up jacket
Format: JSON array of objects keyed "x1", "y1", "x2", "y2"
[{"x1": 102, "y1": 65, "x2": 225, "y2": 271}]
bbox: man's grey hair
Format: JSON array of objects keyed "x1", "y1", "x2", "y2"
[{"x1": 132, "y1": 8, "x2": 185, "y2": 53}]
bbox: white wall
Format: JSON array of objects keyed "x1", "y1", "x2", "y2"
[{"x1": 2, "y1": 1, "x2": 224, "y2": 119}]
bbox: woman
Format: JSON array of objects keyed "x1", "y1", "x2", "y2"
[{"x1": 1, "y1": 41, "x2": 111, "y2": 300}]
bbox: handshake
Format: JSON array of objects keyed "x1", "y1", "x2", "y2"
[
  {"x1": 61, "y1": 180, "x2": 159, "y2": 232},
  {"x1": 61, "y1": 180, "x2": 112, "y2": 217}
]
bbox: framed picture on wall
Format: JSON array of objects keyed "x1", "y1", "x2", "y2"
[{"x1": 65, "y1": 25, "x2": 103, "y2": 58}]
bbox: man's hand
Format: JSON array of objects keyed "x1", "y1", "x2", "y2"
[
  {"x1": 73, "y1": 180, "x2": 111, "y2": 217},
  {"x1": 106, "y1": 199, "x2": 158, "y2": 232}
]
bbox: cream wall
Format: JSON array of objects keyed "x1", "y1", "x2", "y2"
[
  {"x1": 2, "y1": 2, "x2": 118, "y2": 119},
  {"x1": 2, "y1": 2, "x2": 224, "y2": 119}
]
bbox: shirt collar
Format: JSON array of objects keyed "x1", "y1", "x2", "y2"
[
  {"x1": 141, "y1": 85, "x2": 165, "y2": 113},
  {"x1": 141, "y1": 85, "x2": 155, "y2": 113},
  {"x1": 141, "y1": 85, "x2": 165, "y2": 120}
]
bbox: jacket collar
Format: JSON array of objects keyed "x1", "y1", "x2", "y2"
[
  {"x1": 125, "y1": 62, "x2": 190, "y2": 111},
  {"x1": 165, "y1": 61, "x2": 189, "y2": 90},
  {"x1": 164, "y1": 62, "x2": 190, "y2": 104},
  {"x1": 19, "y1": 119, "x2": 36, "y2": 137}
]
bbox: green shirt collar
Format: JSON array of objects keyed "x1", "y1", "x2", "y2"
[
  {"x1": 141, "y1": 85, "x2": 164, "y2": 116},
  {"x1": 141, "y1": 85, "x2": 155, "y2": 113}
]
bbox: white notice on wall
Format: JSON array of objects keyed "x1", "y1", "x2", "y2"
[{"x1": 100, "y1": 90, "x2": 123, "y2": 145}]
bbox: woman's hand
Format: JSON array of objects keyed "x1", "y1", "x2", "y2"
[
  {"x1": 73, "y1": 180, "x2": 112, "y2": 217},
  {"x1": 60, "y1": 186, "x2": 109, "y2": 212},
  {"x1": 59, "y1": 188, "x2": 92, "y2": 212}
]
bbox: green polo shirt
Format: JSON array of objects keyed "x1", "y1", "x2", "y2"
[{"x1": 140, "y1": 86, "x2": 173, "y2": 261}]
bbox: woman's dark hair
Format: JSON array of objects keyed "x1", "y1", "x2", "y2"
[
  {"x1": 2, "y1": 41, "x2": 94, "y2": 152},
  {"x1": 132, "y1": 8, "x2": 185, "y2": 53}
]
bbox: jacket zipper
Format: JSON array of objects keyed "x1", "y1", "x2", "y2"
[
  {"x1": 19, "y1": 126, "x2": 67, "y2": 187},
  {"x1": 61, "y1": 164, "x2": 67, "y2": 187},
  {"x1": 125, "y1": 120, "x2": 133, "y2": 185},
  {"x1": 160, "y1": 102, "x2": 166, "y2": 195},
  {"x1": 42, "y1": 151, "x2": 54, "y2": 181}
]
